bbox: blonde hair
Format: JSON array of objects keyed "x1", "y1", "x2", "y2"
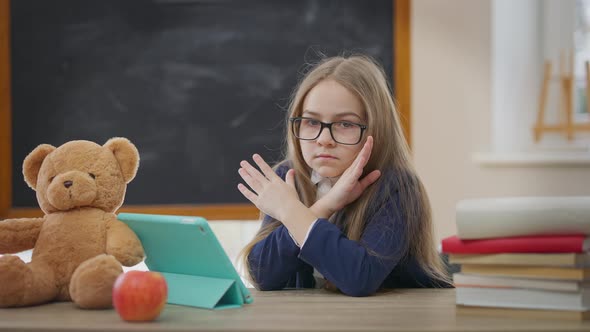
[{"x1": 239, "y1": 54, "x2": 451, "y2": 288}]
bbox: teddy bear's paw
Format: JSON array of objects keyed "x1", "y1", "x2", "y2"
[
  {"x1": 70, "y1": 254, "x2": 123, "y2": 309},
  {"x1": 0, "y1": 255, "x2": 28, "y2": 307}
]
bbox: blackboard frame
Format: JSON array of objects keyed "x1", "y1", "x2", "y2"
[{"x1": 0, "y1": 0, "x2": 412, "y2": 220}]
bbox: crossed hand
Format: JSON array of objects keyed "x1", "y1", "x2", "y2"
[{"x1": 237, "y1": 136, "x2": 381, "y2": 221}]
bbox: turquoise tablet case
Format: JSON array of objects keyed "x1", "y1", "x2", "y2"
[{"x1": 117, "y1": 213, "x2": 254, "y2": 310}]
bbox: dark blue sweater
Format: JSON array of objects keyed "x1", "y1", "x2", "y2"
[{"x1": 247, "y1": 164, "x2": 450, "y2": 296}]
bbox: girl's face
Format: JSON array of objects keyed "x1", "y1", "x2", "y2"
[{"x1": 299, "y1": 79, "x2": 366, "y2": 179}]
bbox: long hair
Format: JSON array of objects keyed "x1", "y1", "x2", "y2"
[{"x1": 239, "y1": 54, "x2": 451, "y2": 287}]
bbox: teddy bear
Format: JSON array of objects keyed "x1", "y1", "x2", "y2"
[{"x1": 0, "y1": 137, "x2": 145, "y2": 309}]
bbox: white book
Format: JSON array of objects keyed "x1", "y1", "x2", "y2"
[
  {"x1": 456, "y1": 197, "x2": 590, "y2": 239},
  {"x1": 453, "y1": 273, "x2": 590, "y2": 292},
  {"x1": 456, "y1": 287, "x2": 590, "y2": 311}
]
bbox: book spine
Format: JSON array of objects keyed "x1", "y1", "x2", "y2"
[
  {"x1": 453, "y1": 273, "x2": 581, "y2": 291},
  {"x1": 456, "y1": 287, "x2": 589, "y2": 311},
  {"x1": 448, "y1": 254, "x2": 579, "y2": 267},
  {"x1": 460, "y1": 264, "x2": 588, "y2": 280},
  {"x1": 442, "y1": 236, "x2": 585, "y2": 254}
]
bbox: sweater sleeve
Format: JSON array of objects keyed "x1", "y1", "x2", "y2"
[
  {"x1": 298, "y1": 190, "x2": 408, "y2": 297},
  {"x1": 246, "y1": 163, "x2": 306, "y2": 290},
  {"x1": 248, "y1": 216, "x2": 304, "y2": 290}
]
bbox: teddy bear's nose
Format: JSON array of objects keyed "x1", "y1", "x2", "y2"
[{"x1": 63, "y1": 180, "x2": 73, "y2": 188}]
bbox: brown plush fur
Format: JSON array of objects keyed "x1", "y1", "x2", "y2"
[{"x1": 0, "y1": 138, "x2": 145, "y2": 309}]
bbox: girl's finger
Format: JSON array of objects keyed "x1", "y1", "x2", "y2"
[
  {"x1": 365, "y1": 135, "x2": 374, "y2": 155},
  {"x1": 350, "y1": 136, "x2": 373, "y2": 172},
  {"x1": 355, "y1": 136, "x2": 375, "y2": 173},
  {"x1": 252, "y1": 154, "x2": 280, "y2": 181},
  {"x1": 359, "y1": 170, "x2": 381, "y2": 190},
  {"x1": 285, "y1": 169, "x2": 295, "y2": 188},
  {"x1": 237, "y1": 183, "x2": 259, "y2": 204},
  {"x1": 355, "y1": 158, "x2": 366, "y2": 179},
  {"x1": 339, "y1": 137, "x2": 375, "y2": 187},
  {"x1": 238, "y1": 167, "x2": 263, "y2": 193},
  {"x1": 240, "y1": 160, "x2": 268, "y2": 184},
  {"x1": 358, "y1": 136, "x2": 374, "y2": 166}
]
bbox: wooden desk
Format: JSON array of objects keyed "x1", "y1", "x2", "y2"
[{"x1": 0, "y1": 289, "x2": 589, "y2": 332}]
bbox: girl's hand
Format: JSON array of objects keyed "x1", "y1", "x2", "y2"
[
  {"x1": 237, "y1": 154, "x2": 300, "y2": 221},
  {"x1": 313, "y1": 136, "x2": 381, "y2": 217}
]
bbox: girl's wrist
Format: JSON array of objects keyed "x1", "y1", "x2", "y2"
[
  {"x1": 279, "y1": 200, "x2": 307, "y2": 222},
  {"x1": 279, "y1": 202, "x2": 317, "y2": 244},
  {"x1": 310, "y1": 199, "x2": 337, "y2": 219}
]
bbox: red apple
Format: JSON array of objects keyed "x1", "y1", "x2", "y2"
[{"x1": 112, "y1": 271, "x2": 168, "y2": 322}]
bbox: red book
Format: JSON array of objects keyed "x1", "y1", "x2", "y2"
[{"x1": 441, "y1": 235, "x2": 589, "y2": 254}]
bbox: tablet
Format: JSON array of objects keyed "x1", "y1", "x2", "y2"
[{"x1": 117, "y1": 213, "x2": 253, "y2": 309}]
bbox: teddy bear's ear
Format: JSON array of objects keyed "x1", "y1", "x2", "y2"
[
  {"x1": 104, "y1": 137, "x2": 139, "y2": 183},
  {"x1": 22, "y1": 144, "x2": 56, "y2": 190}
]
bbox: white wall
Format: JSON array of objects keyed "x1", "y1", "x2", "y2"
[{"x1": 412, "y1": 0, "x2": 590, "y2": 243}]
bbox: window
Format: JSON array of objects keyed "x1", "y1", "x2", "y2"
[
  {"x1": 474, "y1": 0, "x2": 590, "y2": 166},
  {"x1": 575, "y1": 0, "x2": 590, "y2": 120},
  {"x1": 539, "y1": 0, "x2": 590, "y2": 145}
]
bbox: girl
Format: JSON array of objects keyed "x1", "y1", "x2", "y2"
[{"x1": 237, "y1": 54, "x2": 452, "y2": 297}]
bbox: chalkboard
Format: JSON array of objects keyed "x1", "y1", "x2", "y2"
[{"x1": 10, "y1": 0, "x2": 393, "y2": 207}]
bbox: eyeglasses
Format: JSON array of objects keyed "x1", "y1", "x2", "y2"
[{"x1": 290, "y1": 117, "x2": 367, "y2": 145}]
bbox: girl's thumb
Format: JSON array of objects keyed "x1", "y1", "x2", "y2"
[{"x1": 286, "y1": 169, "x2": 295, "y2": 187}]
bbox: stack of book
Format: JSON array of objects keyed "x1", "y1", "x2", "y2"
[{"x1": 442, "y1": 196, "x2": 590, "y2": 320}]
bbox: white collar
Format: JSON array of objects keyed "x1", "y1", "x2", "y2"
[
  {"x1": 311, "y1": 170, "x2": 323, "y2": 185},
  {"x1": 311, "y1": 170, "x2": 336, "y2": 206},
  {"x1": 310, "y1": 170, "x2": 338, "y2": 186}
]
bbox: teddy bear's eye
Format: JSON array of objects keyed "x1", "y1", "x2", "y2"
[{"x1": 88, "y1": 173, "x2": 96, "y2": 179}]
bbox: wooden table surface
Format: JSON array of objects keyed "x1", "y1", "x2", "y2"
[{"x1": 0, "y1": 289, "x2": 589, "y2": 332}]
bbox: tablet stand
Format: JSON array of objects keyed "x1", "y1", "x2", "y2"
[{"x1": 162, "y1": 272, "x2": 244, "y2": 310}]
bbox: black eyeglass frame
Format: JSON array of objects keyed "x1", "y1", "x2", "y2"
[{"x1": 289, "y1": 117, "x2": 368, "y2": 145}]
